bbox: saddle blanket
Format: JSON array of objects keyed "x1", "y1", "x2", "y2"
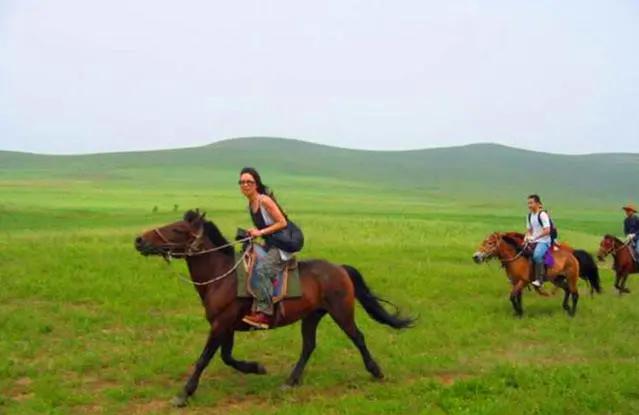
[
  {"x1": 236, "y1": 245, "x2": 302, "y2": 301},
  {"x1": 523, "y1": 243, "x2": 557, "y2": 268}
]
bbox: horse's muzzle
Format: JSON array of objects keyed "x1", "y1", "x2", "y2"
[
  {"x1": 472, "y1": 252, "x2": 485, "y2": 264},
  {"x1": 135, "y1": 236, "x2": 160, "y2": 256}
]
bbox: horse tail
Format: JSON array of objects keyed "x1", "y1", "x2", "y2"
[
  {"x1": 342, "y1": 264, "x2": 415, "y2": 329},
  {"x1": 573, "y1": 249, "x2": 602, "y2": 294}
]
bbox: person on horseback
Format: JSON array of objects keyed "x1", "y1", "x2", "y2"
[
  {"x1": 623, "y1": 204, "x2": 639, "y2": 258},
  {"x1": 525, "y1": 194, "x2": 552, "y2": 288},
  {"x1": 239, "y1": 167, "x2": 294, "y2": 329}
]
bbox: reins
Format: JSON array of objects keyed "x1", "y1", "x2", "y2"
[
  {"x1": 600, "y1": 238, "x2": 632, "y2": 259},
  {"x1": 175, "y1": 249, "x2": 250, "y2": 286},
  {"x1": 500, "y1": 246, "x2": 527, "y2": 264},
  {"x1": 153, "y1": 227, "x2": 254, "y2": 286},
  {"x1": 493, "y1": 237, "x2": 529, "y2": 264}
]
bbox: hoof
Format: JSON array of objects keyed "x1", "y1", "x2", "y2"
[
  {"x1": 171, "y1": 395, "x2": 188, "y2": 408},
  {"x1": 368, "y1": 363, "x2": 384, "y2": 380},
  {"x1": 373, "y1": 372, "x2": 385, "y2": 380},
  {"x1": 282, "y1": 381, "x2": 299, "y2": 390},
  {"x1": 255, "y1": 364, "x2": 267, "y2": 375}
]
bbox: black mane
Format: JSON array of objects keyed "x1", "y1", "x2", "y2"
[
  {"x1": 604, "y1": 234, "x2": 623, "y2": 244},
  {"x1": 183, "y1": 210, "x2": 234, "y2": 257},
  {"x1": 203, "y1": 221, "x2": 235, "y2": 257}
]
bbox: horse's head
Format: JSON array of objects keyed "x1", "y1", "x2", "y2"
[
  {"x1": 597, "y1": 234, "x2": 618, "y2": 262},
  {"x1": 472, "y1": 232, "x2": 502, "y2": 263},
  {"x1": 135, "y1": 209, "x2": 207, "y2": 259}
]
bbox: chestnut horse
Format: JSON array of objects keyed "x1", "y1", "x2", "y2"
[
  {"x1": 472, "y1": 232, "x2": 597, "y2": 316},
  {"x1": 135, "y1": 210, "x2": 414, "y2": 407},
  {"x1": 597, "y1": 235, "x2": 638, "y2": 294}
]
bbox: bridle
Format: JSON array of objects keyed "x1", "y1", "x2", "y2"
[
  {"x1": 153, "y1": 227, "x2": 205, "y2": 257},
  {"x1": 150, "y1": 226, "x2": 254, "y2": 286},
  {"x1": 480, "y1": 234, "x2": 529, "y2": 264},
  {"x1": 599, "y1": 237, "x2": 631, "y2": 259},
  {"x1": 152, "y1": 227, "x2": 252, "y2": 258}
]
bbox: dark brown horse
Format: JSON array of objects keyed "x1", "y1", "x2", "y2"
[
  {"x1": 135, "y1": 210, "x2": 414, "y2": 407},
  {"x1": 597, "y1": 235, "x2": 638, "y2": 294},
  {"x1": 472, "y1": 232, "x2": 597, "y2": 316}
]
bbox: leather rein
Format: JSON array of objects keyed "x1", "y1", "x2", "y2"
[{"x1": 152, "y1": 227, "x2": 253, "y2": 286}]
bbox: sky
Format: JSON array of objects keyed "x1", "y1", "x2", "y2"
[{"x1": 0, "y1": 1, "x2": 637, "y2": 155}]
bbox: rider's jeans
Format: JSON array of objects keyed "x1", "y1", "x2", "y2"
[{"x1": 533, "y1": 242, "x2": 551, "y2": 264}]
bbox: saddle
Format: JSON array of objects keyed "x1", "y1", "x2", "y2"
[
  {"x1": 235, "y1": 244, "x2": 302, "y2": 302},
  {"x1": 522, "y1": 242, "x2": 557, "y2": 268}
]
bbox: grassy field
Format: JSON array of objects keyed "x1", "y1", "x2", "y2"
[{"x1": 1, "y1": 139, "x2": 639, "y2": 414}]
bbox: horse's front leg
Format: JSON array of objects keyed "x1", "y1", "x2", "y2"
[
  {"x1": 509, "y1": 279, "x2": 525, "y2": 317},
  {"x1": 614, "y1": 273, "x2": 623, "y2": 294},
  {"x1": 620, "y1": 274, "x2": 631, "y2": 294},
  {"x1": 172, "y1": 308, "x2": 237, "y2": 407},
  {"x1": 220, "y1": 331, "x2": 267, "y2": 375},
  {"x1": 172, "y1": 329, "x2": 223, "y2": 407}
]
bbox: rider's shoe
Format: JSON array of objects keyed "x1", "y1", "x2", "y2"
[
  {"x1": 242, "y1": 312, "x2": 271, "y2": 329},
  {"x1": 532, "y1": 262, "x2": 545, "y2": 287}
]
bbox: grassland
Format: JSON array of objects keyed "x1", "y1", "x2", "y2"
[{"x1": 1, "y1": 138, "x2": 638, "y2": 414}]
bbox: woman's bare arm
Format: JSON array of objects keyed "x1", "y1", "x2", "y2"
[{"x1": 257, "y1": 195, "x2": 288, "y2": 236}]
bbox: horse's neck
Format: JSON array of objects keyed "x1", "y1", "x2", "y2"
[
  {"x1": 185, "y1": 240, "x2": 235, "y2": 283},
  {"x1": 614, "y1": 240, "x2": 635, "y2": 262},
  {"x1": 497, "y1": 243, "x2": 525, "y2": 265}
]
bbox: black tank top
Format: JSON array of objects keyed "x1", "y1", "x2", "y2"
[
  {"x1": 250, "y1": 203, "x2": 275, "y2": 249},
  {"x1": 250, "y1": 205, "x2": 267, "y2": 230}
]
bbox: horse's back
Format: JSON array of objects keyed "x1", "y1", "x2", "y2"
[{"x1": 298, "y1": 259, "x2": 354, "y2": 295}]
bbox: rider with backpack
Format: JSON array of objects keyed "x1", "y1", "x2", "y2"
[
  {"x1": 525, "y1": 194, "x2": 558, "y2": 288},
  {"x1": 623, "y1": 204, "x2": 639, "y2": 258}
]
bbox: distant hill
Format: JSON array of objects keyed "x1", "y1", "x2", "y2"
[{"x1": 1, "y1": 137, "x2": 638, "y2": 203}]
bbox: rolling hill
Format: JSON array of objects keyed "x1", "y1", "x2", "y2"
[{"x1": 1, "y1": 137, "x2": 638, "y2": 204}]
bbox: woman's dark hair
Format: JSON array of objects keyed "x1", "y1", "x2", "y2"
[
  {"x1": 240, "y1": 167, "x2": 287, "y2": 217},
  {"x1": 240, "y1": 167, "x2": 271, "y2": 195}
]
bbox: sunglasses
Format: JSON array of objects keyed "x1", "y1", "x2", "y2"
[{"x1": 238, "y1": 180, "x2": 256, "y2": 186}]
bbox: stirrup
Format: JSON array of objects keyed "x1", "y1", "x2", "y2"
[{"x1": 242, "y1": 314, "x2": 270, "y2": 330}]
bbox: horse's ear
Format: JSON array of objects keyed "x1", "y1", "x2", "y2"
[{"x1": 200, "y1": 211, "x2": 207, "y2": 221}]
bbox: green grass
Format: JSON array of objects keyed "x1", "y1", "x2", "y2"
[{"x1": 1, "y1": 139, "x2": 639, "y2": 414}]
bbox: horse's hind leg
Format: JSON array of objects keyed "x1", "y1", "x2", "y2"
[
  {"x1": 285, "y1": 310, "x2": 327, "y2": 387},
  {"x1": 327, "y1": 298, "x2": 383, "y2": 379},
  {"x1": 221, "y1": 331, "x2": 267, "y2": 375}
]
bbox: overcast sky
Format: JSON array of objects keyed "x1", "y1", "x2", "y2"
[{"x1": 0, "y1": 1, "x2": 637, "y2": 155}]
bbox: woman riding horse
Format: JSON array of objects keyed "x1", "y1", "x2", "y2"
[
  {"x1": 134, "y1": 209, "x2": 414, "y2": 407},
  {"x1": 239, "y1": 167, "x2": 295, "y2": 329}
]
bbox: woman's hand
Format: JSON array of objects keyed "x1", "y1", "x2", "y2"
[{"x1": 247, "y1": 228, "x2": 263, "y2": 238}]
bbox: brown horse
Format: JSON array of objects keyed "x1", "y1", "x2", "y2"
[
  {"x1": 597, "y1": 235, "x2": 638, "y2": 294},
  {"x1": 472, "y1": 232, "x2": 584, "y2": 316},
  {"x1": 134, "y1": 210, "x2": 414, "y2": 407}
]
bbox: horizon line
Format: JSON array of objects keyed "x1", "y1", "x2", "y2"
[{"x1": 1, "y1": 136, "x2": 637, "y2": 157}]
